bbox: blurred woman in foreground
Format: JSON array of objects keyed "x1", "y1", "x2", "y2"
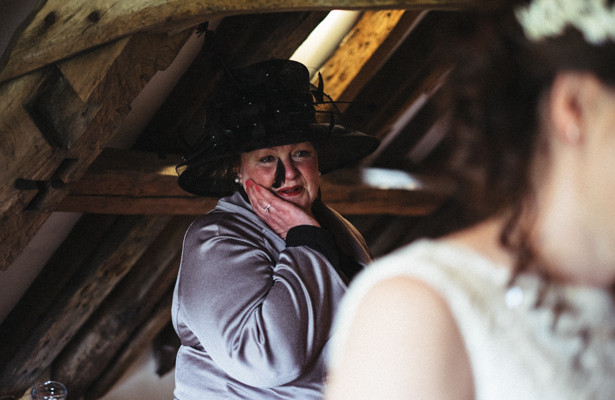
[{"x1": 325, "y1": 1, "x2": 615, "y2": 399}]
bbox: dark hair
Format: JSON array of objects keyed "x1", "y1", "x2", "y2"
[{"x1": 436, "y1": 2, "x2": 615, "y2": 275}]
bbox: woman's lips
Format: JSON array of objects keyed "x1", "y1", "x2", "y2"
[{"x1": 277, "y1": 185, "x2": 303, "y2": 197}]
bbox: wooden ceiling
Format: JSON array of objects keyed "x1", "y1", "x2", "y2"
[{"x1": 0, "y1": 1, "x2": 494, "y2": 398}]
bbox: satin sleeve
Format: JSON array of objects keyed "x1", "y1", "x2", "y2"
[{"x1": 174, "y1": 214, "x2": 347, "y2": 388}]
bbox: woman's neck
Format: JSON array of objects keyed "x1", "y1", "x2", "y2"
[{"x1": 444, "y1": 215, "x2": 516, "y2": 271}]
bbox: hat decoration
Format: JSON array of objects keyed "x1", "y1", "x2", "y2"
[{"x1": 177, "y1": 59, "x2": 380, "y2": 196}]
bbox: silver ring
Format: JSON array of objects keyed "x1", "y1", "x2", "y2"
[{"x1": 264, "y1": 204, "x2": 271, "y2": 213}]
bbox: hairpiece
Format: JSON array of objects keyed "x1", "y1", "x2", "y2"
[{"x1": 515, "y1": 0, "x2": 615, "y2": 45}]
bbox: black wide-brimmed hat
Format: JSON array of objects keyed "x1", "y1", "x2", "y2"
[{"x1": 177, "y1": 59, "x2": 380, "y2": 196}]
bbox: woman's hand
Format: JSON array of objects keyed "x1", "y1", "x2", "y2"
[{"x1": 245, "y1": 179, "x2": 320, "y2": 239}]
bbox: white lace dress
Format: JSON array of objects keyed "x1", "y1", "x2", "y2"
[{"x1": 328, "y1": 239, "x2": 615, "y2": 399}]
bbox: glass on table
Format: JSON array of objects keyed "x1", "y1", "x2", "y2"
[{"x1": 31, "y1": 381, "x2": 67, "y2": 400}]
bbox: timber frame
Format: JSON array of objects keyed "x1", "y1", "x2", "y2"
[{"x1": 1, "y1": 1, "x2": 494, "y2": 398}]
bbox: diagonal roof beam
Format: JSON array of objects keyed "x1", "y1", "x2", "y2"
[{"x1": 0, "y1": 0, "x2": 493, "y2": 83}]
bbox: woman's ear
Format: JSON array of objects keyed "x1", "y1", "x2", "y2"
[
  {"x1": 233, "y1": 163, "x2": 243, "y2": 183},
  {"x1": 549, "y1": 72, "x2": 585, "y2": 145},
  {"x1": 549, "y1": 72, "x2": 603, "y2": 146}
]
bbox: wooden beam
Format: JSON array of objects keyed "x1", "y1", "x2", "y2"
[
  {"x1": 370, "y1": 92, "x2": 447, "y2": 170},
  {"x1": 57, "y1": 37, "x2": 132, "y2": 103},
  {"x1": 0, "y1": 215, "x2": 119, "y2": 367},
  {"x1": 364, "y1": 215, "x2": 417, "y2": 255},
  {"x1": 52, "y1": 217, "x2": 191, "y2": 398},
  {"x1": 85, "y1": 290, "x2": 175, "y2": 400},
  {"x1": 342, "y1": 11, "x2": 450, "y2": 141},
  {"x1": 0, "y1": 30, "x2": 190, "y2": 270},
  {"x1": 57, "y1": 148, "x2": 448, "y2": 216},
  {"x1": 0, "y1": 71, "x2": 55, "y2": 215},
  {"x1": 0, "y1": 214, "x2": 171, "y2": 395},
  {"x1": 314, "y1": 10, "x2": 422, "y2": 105},
  {"x1": 0, "y1": 0, "x2": 487, "y2": 83}
]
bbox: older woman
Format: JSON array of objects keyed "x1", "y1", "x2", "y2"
[
  {"x1": 171, "y1": 59, "x2": 379, "y2": 399},
  {"x1": 325, "y1": 1, "x2": 615, "y2": 399}
]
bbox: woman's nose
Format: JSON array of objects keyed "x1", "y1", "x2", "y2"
[
  {"x1": 283, "y1": 159, "x2": 300, "y2": 180},
  {"x1": 272, "y1": 158, "x2": 299, "y2": 188}
]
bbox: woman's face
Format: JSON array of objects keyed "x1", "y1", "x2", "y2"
[
  {"x1": 541, "y1": 76, "x2": 615, "y2": 287},
  {"x1": 577, "y1": 81, "x2": 615, "y2": 278},
  {"x1": 238, "y1": 141, "x2": 320, "y2": 212}
]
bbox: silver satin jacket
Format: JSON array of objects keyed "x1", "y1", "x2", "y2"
[{"x1": 172, "y1": 191, "x2": 371, "y2": 399}]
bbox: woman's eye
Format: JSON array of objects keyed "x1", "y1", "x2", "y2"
[
  {"x1": 294, "y1": 150, "x2": 311, "y2": 158},
  {"x1": 259, "y1": 155, "x2": 276, "y2": 163}
]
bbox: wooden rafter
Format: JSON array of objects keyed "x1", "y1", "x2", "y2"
[
  {"x1": 0, "y1": 0, "x2": 482, "y2": 396},
  {"x1": 56, "y1": 148, "x2": 448, "y2": 216},
  {"x1": 0, "y1": 30, "x2": 191, "y2": 271},
  {"x1": 52, "y1": 217, "x2": 191, "y2": 399},
  {"x1": 0, "y1": 0, "x2": 486, "y2": 82},
  {"x1": 315, "y1": 9, "x2": 425, "y2": 106},
  {"x1": 0, "y1": 215, "x2": 172, "y2": 394}
]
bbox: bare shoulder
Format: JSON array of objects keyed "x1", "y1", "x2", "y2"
[
  {"x1": 326, "y1": 275, "x2": 474, "y2": 400},
  {"x1": 363, "y1": 274, "x2": 449, "y2": 311},
  {"x1": 354, "y1": 275, "x2": 463, "y2": 343}
]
